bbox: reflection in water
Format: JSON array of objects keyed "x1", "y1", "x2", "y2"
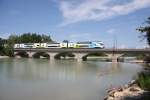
[{"x1": 0, "y1": 58, "x2": 142, "y2": 100}]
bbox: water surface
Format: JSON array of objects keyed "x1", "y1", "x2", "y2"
[{"x1": 0, "y1": 58, "x2": 142, "y2": 100}]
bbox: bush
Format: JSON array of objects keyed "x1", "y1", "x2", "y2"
[
  {"x1": 136, "y1": 54, "x2": 145, "y2": 60},
  {"x1": 0, "y1": 47, "x2": 5, "y2": 56},
  {"x1": 144, "y1": 55, "x2": 150, "y2": 63},
  {"x1": 4, "y1": 46, "x2": 14, "y2": 57},
  {"x1": 137, "y1": 72, "x2": 150, "y2": 90}
]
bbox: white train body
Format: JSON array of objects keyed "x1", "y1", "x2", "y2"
[
  {"x1": 14, "y1": 41, "x2": 104, "y2": 49},
  {"x1": 47, "y1": 43, "x2": 60, "y2": 48}
]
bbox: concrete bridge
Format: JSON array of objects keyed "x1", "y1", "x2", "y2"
[{"x1": 14, "y1": 48, "x2": 150, "y2": 62}]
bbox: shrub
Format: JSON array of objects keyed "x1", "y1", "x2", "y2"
[
  {"x1": 4, "y1": 46, "x2": 14, "y2": 57},
  {"x1": 137, "y1": 72, "x2": 150, "y2": 90},
  {"x1": 144, "y1": 55, "x2": 150, "y2": 63}
]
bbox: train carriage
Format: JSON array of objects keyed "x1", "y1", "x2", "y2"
[
  {"x1": 76, "y1": 42, "x2": 91, "y2": 48},
  {"x1": 41, "y1": 43, "x2": 47, "y2": 48},
  {"x1": 14, "y1": 44, "x2": 20, "y2": 48},
  {"x1": 34, "y1": 43, "x2": 41, "y2": 48},
  {"x1": 47, "y1": 43, "x2": 60, "y2": 48},
  {"x1": 60, "y1": 42, "x2": 67, "y2": 48},
  {"x1": 23, "y1": 43, "x2": 34, "y2": 48},
  {"x1": 68, "y1": 42, "x2": 77, "y2": 48},
  {"x1": 13, "y1": 41, "x2": 104, "y2": 49}
]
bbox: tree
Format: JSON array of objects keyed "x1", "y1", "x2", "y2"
[
  {"x1": 5, "y1": 33, "x2": 53, "y2": 57},
  {"x1": 137, "y1": 17, "x2": 150, "y2": 63},
  {"x1": 137, "y1": 17, "x2": 150, "y2": 46},
  {"x1": 7, "y1": 34, "x2": 19, "y2": 47},
  {"x1": 0, "y1": 38, "x2": 3, "y2": 48},
  {"x1": 7, "y1": 33, "x2": 53, "y2": 44},
  {"x1": 0, "y1": 38, "x2": 8, "y2": 55},
  {"x1": 41, "y1": 34, "x2": 52, "y2": 42},
  {"x1": 0, "y1": 38, "x2": 4, "y2": 54}
]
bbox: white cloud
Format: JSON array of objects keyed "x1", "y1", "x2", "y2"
[
  {"x1": 119, "y1": 44, "x2": 127, "y2": 49},
  {"x1": 0, "y1": 33, "x2": 10, "y2": 39},
  {"x1": 69, "y1": 33, "x2": 90, "y2": 38},
  {"x1": 68, "y1": 33, "x2": 92, "y2": 41},
  {"x1": 107, "y1": 28, "x2": 116, "y2": 34},
  {"x1": 59, "y1": 0, "x2": 150, "y2": 26}
]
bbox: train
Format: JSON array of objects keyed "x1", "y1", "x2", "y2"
[{"x1": 14, "y1": 41, "x2": 104, "y2": 49}]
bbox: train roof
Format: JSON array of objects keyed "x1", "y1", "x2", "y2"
[
  {"x1": 77, "y1": 41, "x2": 103, "y2": 44},
  {"x1": 76, "y1": 42, "x2": 91, "y2": 44}
]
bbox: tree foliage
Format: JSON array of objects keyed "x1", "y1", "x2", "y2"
[
  {"x1": 7, "y1": 33, "x2": 53, "y2": 46},
  {"x1": 0, "y1": 38, "x2": 3, "y2": 49},
  {"x1": 0, "y1": 38, "x2": 6, "y2": 55},
  {"x1": 137, "y1": 17, "x2": 150, "y2": 46}
]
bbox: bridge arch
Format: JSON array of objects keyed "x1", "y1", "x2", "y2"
[
  {"x1": 33, "y1": 52, "x2": 50, "y2": 59},
  {"x1": 14, "y1": 51, "x2": 29, "y2": 58},
  {"x1": 73, "y1": 53, "x2": 88, "y2": 61},
  {"x1": 117, "y1": 53, "x2": 148, "y2": 62},
  {"x1": 54, "y1": 52, "x2": 75, "y2": 60},
  {"x1": 85, "y1": 52, "x2": 108, "y2": 61}
]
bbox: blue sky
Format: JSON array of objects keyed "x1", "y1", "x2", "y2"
[{"x1": 0, "y1": 0, "x2": 150, "y2": 48}]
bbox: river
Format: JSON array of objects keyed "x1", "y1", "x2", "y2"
[{"x1": 0, "y1": 58, "x2": 143, "y2": 100}]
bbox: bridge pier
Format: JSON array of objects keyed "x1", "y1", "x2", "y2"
[
  {"x1": 14, "y1": 52, "x2": 21, "y2": 58},
  {"x1": 27, "y1": 52, "x2": 36, "y2": 58},
  {"x1": 47, "y1": 53, "x2": 57, "y2": 61},
  {"x1": 106, "y1": 54, "x2": 123, "y2": 63},
  {"x1": 14, "y1": 52, "x2": 18, "y2": 55},
  {"x1": 74, "y1": 53, "x2": 88, "y2": 62}
]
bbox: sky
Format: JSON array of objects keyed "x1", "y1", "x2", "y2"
[{"x1": 0, "y1": 0, "x2": 150, "y2": 48}]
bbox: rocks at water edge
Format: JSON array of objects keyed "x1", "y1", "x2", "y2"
[{"x1": 104, "y1": 80, "x2": 144, "y2": 100}]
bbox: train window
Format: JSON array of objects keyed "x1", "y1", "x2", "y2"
[{"x1": 48, "y1": 46, "x2": 58, "y2": 47}]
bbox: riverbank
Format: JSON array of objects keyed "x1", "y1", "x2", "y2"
[
  {"x1": 104, "y1": 63, "x2": 150, "y2": 100},
  {"x1": 104, "y1": 80, "x2": 145, "y2": 100},
  {"x1": 0, "y1": 56, "x2": 9, "y2": 59},
  {"x1": 127, "y1": 60, "x2": 144, "y2": 63}
]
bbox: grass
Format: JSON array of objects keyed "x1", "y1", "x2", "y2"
[{"x1": 137, "y1": 72, "x2": 150, "y2": 91}]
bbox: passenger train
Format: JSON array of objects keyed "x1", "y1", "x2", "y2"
[{"x1": 14, "y1": 41, "x2": 104, "y2": 49}]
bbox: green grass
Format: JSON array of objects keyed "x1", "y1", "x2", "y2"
[{"x1": 137, "y1": 72, "x2": 150, "y2": 91}]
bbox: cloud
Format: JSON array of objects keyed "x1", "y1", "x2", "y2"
[
  {"x1": 119, "y1": 44, "x2": 127, "y2": 49},
  {"x1": 69, "y1": 33, "x2": 90, "y2": 38},
  {"x1": 107, "y1": 28, "x2": 116, "y2": 34},
  {"x1": 0, "y1": 33, "x2": 10, "y2": 39},
  {"x1": 59, "y1": 0, "x2": 150, "y2": 26},
  {"x1": 68, "y1": 33, "x2": 91, "y2": 41}
]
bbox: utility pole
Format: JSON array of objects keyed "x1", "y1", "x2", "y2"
[
  {"x1": 113, "y1": 34, "x2": 117, "y2": 55},
  {"x1": 63, "y1": 40, "x2": 69, "y2": 48}
]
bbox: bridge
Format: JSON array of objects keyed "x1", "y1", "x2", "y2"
[{"x1": 14, "y1": 48, "x2": 150, "y2": 62}]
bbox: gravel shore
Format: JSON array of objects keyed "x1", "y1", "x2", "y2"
[{"x1": 104, "y1": 80, "x2": 147, "y2": 100}]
